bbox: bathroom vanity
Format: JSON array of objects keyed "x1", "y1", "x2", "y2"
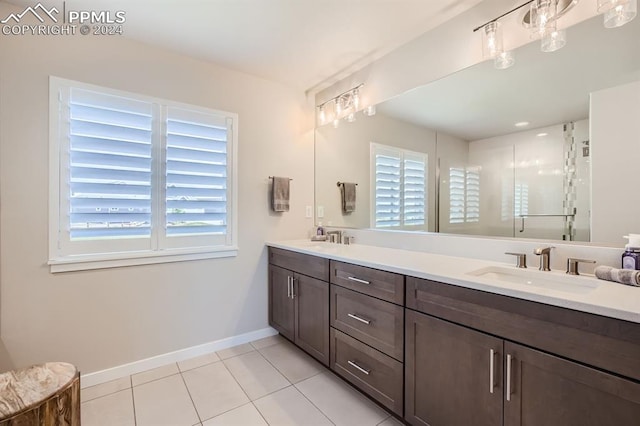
[{"x1": 267, "y1": 241, "x2": 640, "y2": 425}]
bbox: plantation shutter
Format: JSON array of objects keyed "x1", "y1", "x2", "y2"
[
  {"x1": 374, "y1": 148, "x2": 402, "y2": 228},
  {"x1": 403, "y1": 153, "x2": 426, "y2": 226},
  {"x1": 68, "y1": 88, "x2": 153, "y2": 240},
  {"x1": 165, "y1": 107, "x2": 230, "y2": 239},
  {"x1": 449, "y1": 168, "x2": 466, "y2": 224},
  {"x1": 465, "y1": 169, "x2": 480, "y2": 223}
]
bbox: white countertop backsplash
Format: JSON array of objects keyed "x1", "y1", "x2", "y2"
[{"x1": 267, "y1": 236, "x2": 640, "y2": 324}]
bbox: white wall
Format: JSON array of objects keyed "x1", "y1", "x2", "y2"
[
  {"x1": 590, "y1": 80, "x2": 640, "y2": 244},
  {"x1": 0, "y1": 2, "x2": 314, "y2": 373},
  {"x1": 315, "y1": 113, "x2": 438, "y2": 231}
]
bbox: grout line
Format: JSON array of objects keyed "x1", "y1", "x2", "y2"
[
  {"x1": 179, "y1": 371, "x2": 203, "y2": 425},
  {"x1": 292, "y1": 372, "x2": 337, "y2": 426},
  {"x1": 177, "y1": 358, "x2": 222, "y2": 373},
  {"x1": 250, "y1": 401, "x2": 271, "y2": 426},
  {"x1": 81, "y1": 377, "x2": 134, "y2": 403},
  {"x1": 198, "y1": 401, "x2": 254, "y2": 424},
  {"x1": 132, "y1": 370, "x2": 181, "y2": 388}
]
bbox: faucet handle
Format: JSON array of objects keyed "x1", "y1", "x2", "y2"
[
  {"x1": 505, "y1": 252, "x2": 527, "y2": 268},
  {"x1": 566, "y1": 258, "x2": 596, "y2": 275}
]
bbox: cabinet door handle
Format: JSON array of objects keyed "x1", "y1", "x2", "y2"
[
  {"x1": 291, "y1": 277, "x2": 296, "y2": 298},
  {"x1": 489, "y1": 349, "x2": 496, "y2": 394},
  {"x1": 347, "y1": 276, "x2": 370, "y2": 285},
  {"x1": 287, "y1": 276, "x2": 292, "y2": 298},
  {"x1": 347, "y1": 360, "x2": 370, "y2": 375},
  {"x1": 347, "y1": 313, "x2": 371, "y2": 325},
  {"x1": 506, "y1": 354, "x2": 513, "y2": 402}
]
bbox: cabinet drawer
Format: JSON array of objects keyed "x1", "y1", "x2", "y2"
[
  {"x1": 331, "y1": 285, "x2": 404, "y2": 360},
  {"x1": 269, "y1": 247, "x2": 329, "y2": 281},
  {"x1": 331, "y1": 328, "x2": 403, "y2": 416},
  {"x1": 330, "y1": 261, "x2": 404, "y2": 305}
]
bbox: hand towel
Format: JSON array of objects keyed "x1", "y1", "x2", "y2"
[
  {"x1": 594, "y1": 265, "x2": 640, "y2": 287},
  {"x1": 341, "y1": 182, "x2": 356, "y2": 213},
  {"x1": 272, "y1": 177, "x2": 290, "y2": 212}
]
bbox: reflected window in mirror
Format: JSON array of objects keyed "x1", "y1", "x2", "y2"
[
  {"x1": 371, "y1": 143, "x2": 427, "y2": 230},
  {"x1": 449, "y1": 167, "x2": 480, "y2": 225}
]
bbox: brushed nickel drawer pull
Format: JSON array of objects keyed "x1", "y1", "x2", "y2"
[
  {"x1": 291, "y1": 277, "x2": 296, "y2": 298},
  {"x1": 347, "y1": 313, "x2": 371, "y2": 325},
  {"x1": 287, "y1": 276, "x2": 292, "y2": 299},
  {"x1": 489, "y1": 349, "x2": 496, "y2": 394},
  {"x1": 506, "y1": 354, "x2": 513, "y2": 402},
  {"x1": 347, "y1": 360, "x2": 370, "y2": 375},
  {"x1": 347, "y1": 276, "x2": 370, "y2": 285}
]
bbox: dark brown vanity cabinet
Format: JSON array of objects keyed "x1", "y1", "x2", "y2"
[
  {"x1": 268, "y1": 248, "x2": 330, "y2": 366},
  {"x1": 405, "y1": 276, "x2": 640, "y2": 426},
  {"x1": 329, "y1": 261, "x2": 405, "y2": 416}
]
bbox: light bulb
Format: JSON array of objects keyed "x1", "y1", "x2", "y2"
[{"x1": 346, "y1": 112, "x2": 356, "y2": 123}]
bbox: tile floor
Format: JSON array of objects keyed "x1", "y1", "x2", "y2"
[{"x1": 81, "y1": 334, "x2": 404, "y2": 426}]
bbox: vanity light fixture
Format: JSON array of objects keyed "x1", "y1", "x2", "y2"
[
  {"x1": 598, "y1": 0, "x2": 637, "y2": 28},
  {"x1": 316, "y1": 84, "x2": 365, "y2": 126},
  {"x1": 473, "y1": 0, "x2": 635, "y2": 70},
  {"x1": 515, "y1": 121, "x2": 530, "y2": 127}
]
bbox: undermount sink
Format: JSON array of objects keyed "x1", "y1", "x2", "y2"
[{"x1": 466, "y1": 266, "x2": 599, "y2": 294}]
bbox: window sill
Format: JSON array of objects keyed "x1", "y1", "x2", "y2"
[{"x1": 48, "y1": 247, "x2": 238, "y2": 273}]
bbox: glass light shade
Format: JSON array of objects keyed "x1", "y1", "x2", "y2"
[
  {"x1": 482, "y1": 22, "x2": 503, "y2": 59},
  {"x1": 335, "y1": 97, "x2": 343, "y2": 117},
  {"x1": 530, "y1": 0, "x2": 559, "y2": 38},
  {"x1": 363, "y1": 105, "x2": 376, "y2": 116},
  {"x1": 541, "y1": 27, "x2": 566, "y2": 52},
  {"x1": 332, "y1": 118, "x2": 340, "y2": 128},
  {"x1": 352, "y1": 88, "x2": 360, "y2": 110},
  {"x1": 598, "y1": 0, "x2": 637, "y2": 28},
  {"x1": 346, "y1": 112, "x2": 356, "y2": 123},
  {"x1": 318, "y1": 105, "x2": 326, "y2": 125},
  {"x1": 494, "y1": 51, "x2": 515, "y2": 69}
]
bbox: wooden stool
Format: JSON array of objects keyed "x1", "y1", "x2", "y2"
[{"x1": 0, "y1": 362, "x2": 80, "y2": 425}]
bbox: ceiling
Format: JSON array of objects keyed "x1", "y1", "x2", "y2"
[
  {"x1": 377, "y1": 14, "x2": 640, "y2": 141},
  {"x1": 4, "y1": 0, "x2": 483, "y2": 92}
]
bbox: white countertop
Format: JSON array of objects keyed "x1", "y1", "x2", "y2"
[{"x1": 267, "y1": 240, "x2": 640, "y2": 324}]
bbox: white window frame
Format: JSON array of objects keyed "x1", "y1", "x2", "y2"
[{"x1": 48, "y1": 77, "x2": 238, "y2": 272}]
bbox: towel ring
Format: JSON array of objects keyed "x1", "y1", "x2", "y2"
[{"x1": 337, "y1": 182, "x2": 358, "y2": 187}]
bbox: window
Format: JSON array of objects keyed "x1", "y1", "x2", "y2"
[
  {"x1": 449, "y1": 167, "x2": 480, "y2": 224},
  {"x1": 371, "y1": 143, "x2": 427, "y2": 229},
  {"x1": 49, "y1": 77, "x2": 237, "y2": 272}
]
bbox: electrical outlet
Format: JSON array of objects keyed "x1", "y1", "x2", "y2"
[
  {"x1": 317, "y1": 206, "x2": 324, "y2": 218},
  {"x1": 305, "y1": 206, "x2": 312, "y2": 218}
]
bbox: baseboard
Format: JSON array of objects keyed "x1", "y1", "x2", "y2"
[{"x1": 80, "y1": 327, "x2": 278, "y2": 388}]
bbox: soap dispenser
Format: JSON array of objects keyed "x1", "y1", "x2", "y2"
[{"x1": 622, "y1": 234, "x2": 640, "y2": 270}]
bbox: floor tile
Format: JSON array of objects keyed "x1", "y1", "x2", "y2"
[
  {"x1": 259, "y1": 341, "x2": 323, "y2": 383},
  {"x1": 254, "y1": 386, "x2": 333, "y2": 426},
  {"x1": 250, "y1": 334, "x2": 286, "y2": 350},
  {"x1": 223, "y1": 351, "x2": 290, "y2": 400},
  {"x1": 131, "y1": 363, "x2": 179, "y2": 386},
  {"x1": 81, "y1": 376, "x2": 131, "y2": 402},
  {"x1": 216, "y1": 342, "x2": 255, "y2": 360},
  {"x1": 178, "y1": 352, "x2": 221, "y2": 372},
  {"x1": 378, "y1": 416, "x2": 404, "y2": 426},
  {"x1": 182, "y1": 362, "x2": 249, "y2": 421},
  {"x1": 296, "y1": 372, "x2": 388, "y2": 426},
  {"x1": 202, "y1": 403, "x2": 267, "y2": 426},
  {"x1": 133, "y1": 374, "x2": 200, "y2": 426},
  {"x1": 81, "y1": 389, "x2": 135, "y2": 426}
]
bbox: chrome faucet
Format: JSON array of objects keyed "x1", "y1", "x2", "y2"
[{"x1": 533, "y1": 246, "x2": 554, "y2": 271}]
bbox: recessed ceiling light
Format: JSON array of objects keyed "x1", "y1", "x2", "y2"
[
  {"x1": 515, "y1": 121, "x2": 530, "y2": 127},
  {"x1": 537, "y1": 132, "x2": 548, "y2": 137}
]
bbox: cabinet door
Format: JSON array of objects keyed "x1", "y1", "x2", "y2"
[
  {"x1": 405, "y1": 310, "x2": 503, "y2": 426},
  {"x1": 504, "y1": 341, "x2": 640, "y2": 426},
  {"x1": 294, "y1": 273, "x2": 330, "y2": 366},
  {"x1": 269, "y1": 265, "x2": 295, "y2": 341}
]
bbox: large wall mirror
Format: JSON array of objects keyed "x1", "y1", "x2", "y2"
[{"x1": 315, "y1": 14, "x2": 640, "y2": 245}]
